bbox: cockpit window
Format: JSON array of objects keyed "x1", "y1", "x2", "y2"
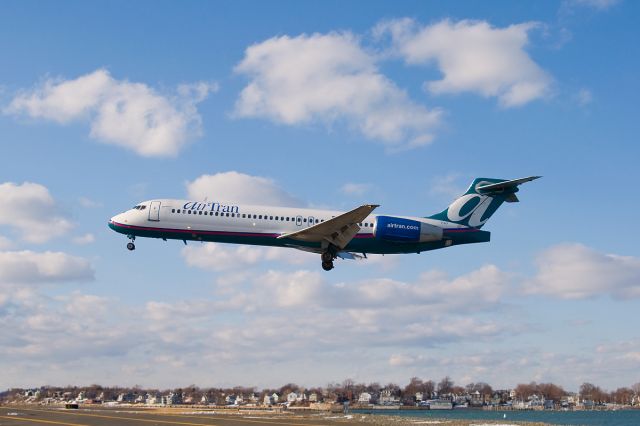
[{"x1": 132, "y1": 205, "x2": 147, "y2": 210}]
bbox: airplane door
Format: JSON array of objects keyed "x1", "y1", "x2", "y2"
[
  {"x1": 296, "y1": 215, "x2": 302, "y2": 226},
  {"x1": 148, "y1": 201, "x2": 161, "y2": 221}
]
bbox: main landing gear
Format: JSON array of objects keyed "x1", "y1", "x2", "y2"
[
  {"x1": 321, "y1": 247, "x2": 337, "y2": 271},
  {"x1": 126, "y1": 236, "x2": 136, "y2": 251}
]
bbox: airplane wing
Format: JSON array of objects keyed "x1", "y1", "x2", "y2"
[{"x1": 277, "y1": 204, "x2": 379, "y2": 249}]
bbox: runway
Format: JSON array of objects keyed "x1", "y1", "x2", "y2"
[{"x1": 0, "y1": 406, "x2": 356, "y2": 426}]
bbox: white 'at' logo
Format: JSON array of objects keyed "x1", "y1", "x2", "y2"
[{"x1": 447, "y1": 194, "x2": 494, "y2": 227}]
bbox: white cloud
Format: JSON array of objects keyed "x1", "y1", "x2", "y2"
[
  {"x1": 379, "y1": 18, "x2": 552, "y2": 107},
  {"x1": 5, "y1": 69, "x2": 217, "y2": 157},
  {"x1": 0, "y1": 182, "x2": 73, "y2": 243},
  {"x1": 340, "y1": 182, "x2": 373, "y2": 197},
  {"x1": 567, "y1": 0, "x2": 620, "y2": 10},
  {"x1": 429, "y1": 173, "x2": 467, "y2": 200},
  {"x1": 78, "y1": 197, "x2": 102, "y2": 208},
  {"x1": 234, "y1": 32, "x2": 442, "y2": 149},
  {"x1": 524, "y1": 244, "x2": 640, "y2": 299},
  {"x1": 186, "y1": 171, "x2": 303, "y2": 206},
  {"x1": 182, "y1": 243, "x2": 314, "y2": 272},
  {"x1": 0, "y1": 250, "x2": 94, "y2": 284},
  {"x1": 576, "y1": 88, "x2": 593, "y2": 106},
  {"x1": 72, "y1": 233, "x2": 95, "y2": 245},
  {"x1": 389, "y1": 353, "x2": 423, "y2": 367},
  {"x1": 0, "y1": 235, "x2": 12, "y2": 250}
]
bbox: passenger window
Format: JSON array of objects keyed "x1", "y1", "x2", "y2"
[
  {"x1": 303, "y1": 218, "x2": 307, "y2": 223},
  {"x1": 172, "y1": 209, "x2": 175, "y2": 213},
  {"x1": 242, "y1": 214, "x2": 246, "y2": 218},
  {"x1": 226, "y1": 213, "x2": 229, "y2": 217}
]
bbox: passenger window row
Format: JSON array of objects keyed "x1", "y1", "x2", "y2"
[{"x1": 169, "y1": 208, "x2": 373, "y2": 227}]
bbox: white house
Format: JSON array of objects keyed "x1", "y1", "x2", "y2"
[
  {"x1": 263, "y1": 394, "x2": 273, "y2": 406},
  {"x1": 358, "y1": 392, "x2": 373, "y2": 403},
  {"x1": 287, "y1": 392, "x2": 298, "y2": 403}
]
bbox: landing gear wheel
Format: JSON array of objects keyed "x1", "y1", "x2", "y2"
[
  {"x1": 321, "y1": 251, "x2": 334, "y2": 263},
  {"x1": 322, "y1": 260, "x2": 334, "y2": 271},
  {"x1": 127, "y1": 242, "x2": 135, "y2": 251}
]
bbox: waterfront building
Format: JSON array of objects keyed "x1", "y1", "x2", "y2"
[{"x1": 358, "y1": 392, "x2": 373, "y2": 403}]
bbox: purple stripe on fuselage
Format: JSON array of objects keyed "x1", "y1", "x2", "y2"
[{"x1": 110, "y1": 221, "x2": 375, "y2": 239}]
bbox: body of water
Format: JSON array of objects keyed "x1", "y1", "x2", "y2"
[{"x1": 353, "y1": 408, "x2": 640, "y2": 426}]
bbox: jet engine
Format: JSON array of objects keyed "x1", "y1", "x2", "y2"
[{"x1": 373, "y1": 216, "x2": 443, "y2": 243}]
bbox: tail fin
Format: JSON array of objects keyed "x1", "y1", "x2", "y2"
[{"x1": 428, "y1": 176, "x2": 540, "y2": 229}]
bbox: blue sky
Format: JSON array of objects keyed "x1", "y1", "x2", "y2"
[{"x1": 1, "y1": 0, "x2": 639, "y2": 392}]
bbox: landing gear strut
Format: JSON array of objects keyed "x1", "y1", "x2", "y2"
[
  {"x1": 126, "y1": 236, "x2": 136, "y2": 251},
  {"x1": 320, "y1": 245, "x2": 337, "y2": 271}
]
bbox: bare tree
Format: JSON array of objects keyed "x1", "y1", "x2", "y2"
[{"x1": 437, "y1": 376, "x2": 454, "y2": 395}]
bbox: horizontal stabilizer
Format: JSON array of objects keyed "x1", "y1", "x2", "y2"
[{"x1": 476, "y1": 176, "x2": 541, "y2": 193}]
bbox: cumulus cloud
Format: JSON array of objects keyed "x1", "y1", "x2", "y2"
[
  {"x1": 5, "y1": 69, "x2": 217, "y2": 157},
  {"x1": 72, "y1": 233, "x2": 95, "y2": 245},
  {"x1": 378, "y1": 18, "x2": 552, "y2": 107},
  {"x1": 0, "y1": 182, "x2": 73, "y2": 243},
  {"x1": 182, "y1": 243, "x2": 313, "y2": 272},
  {"x1": 524, "y1": 244, "x2": 640, "y2": 299},
  {"x1": 186, "y1": 171, "x2": 304, "y2": 206},
  {"x1": 0, "y1": 250, "x2": 94, "y2": 284},
  {"x1": 234, "y1": 32, "x2": 442, "y2": 149},
  {"x1": 0, "y1": 235, "x2": 12, "y2": 250}
]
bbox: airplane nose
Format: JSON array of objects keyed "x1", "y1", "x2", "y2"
[{"x1": 110, "y1": 213, "x2": 127, "y2": 225}]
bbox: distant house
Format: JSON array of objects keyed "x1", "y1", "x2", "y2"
[
  {"x1": 358, "y1": 392, "x2": 373, "y2": 404},
  {"x1": 117, "y1": 392, "x2": 136, "y2": 403},
  {"x1": 161, "y1": 392, "x2": 182, "y2": 405},
  {"x1": 287, "y1": 392, "x2": 298, "y2": 403},
  {"x1": 271, "y1": 393, "x2": 279, "y2": 403},
  {"x1": 263, "y1": 394, "x2": 273, "y2": 406},
  {"x1": 415, "y1": 392, "x2": 424, "y2": 402},
  {"x1": 379, "y1": 389, "x2": 399, "y2": 405},
  {"x1": 309, "y1": 392, "x2": 319, "y2": 403},
  {"x1": 200, "y1": 394, "x2": 210, "y2": 405},
  {"x1": 146, "y1": 393, "x2": 161, "y2": 405}
]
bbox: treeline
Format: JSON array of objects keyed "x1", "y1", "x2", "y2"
[{"x1": 3, "y1": 377, "x2": 640, "y2": 405}]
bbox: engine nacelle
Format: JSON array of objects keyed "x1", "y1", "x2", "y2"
[{"x1": 373, "y1": 216, "x2": 443, "y2": 243}]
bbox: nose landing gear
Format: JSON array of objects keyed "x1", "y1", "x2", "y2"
[{"x1": 126, "y1": 236, "x2": 136, "y2": 251}]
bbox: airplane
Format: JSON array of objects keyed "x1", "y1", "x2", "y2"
[{"x1": 108, "y1": 176, "x2": 539, "y2": 271}]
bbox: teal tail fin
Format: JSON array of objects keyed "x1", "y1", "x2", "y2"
[{"x1": 427, "y1": 176, "x2": 540, "y2": 229}]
